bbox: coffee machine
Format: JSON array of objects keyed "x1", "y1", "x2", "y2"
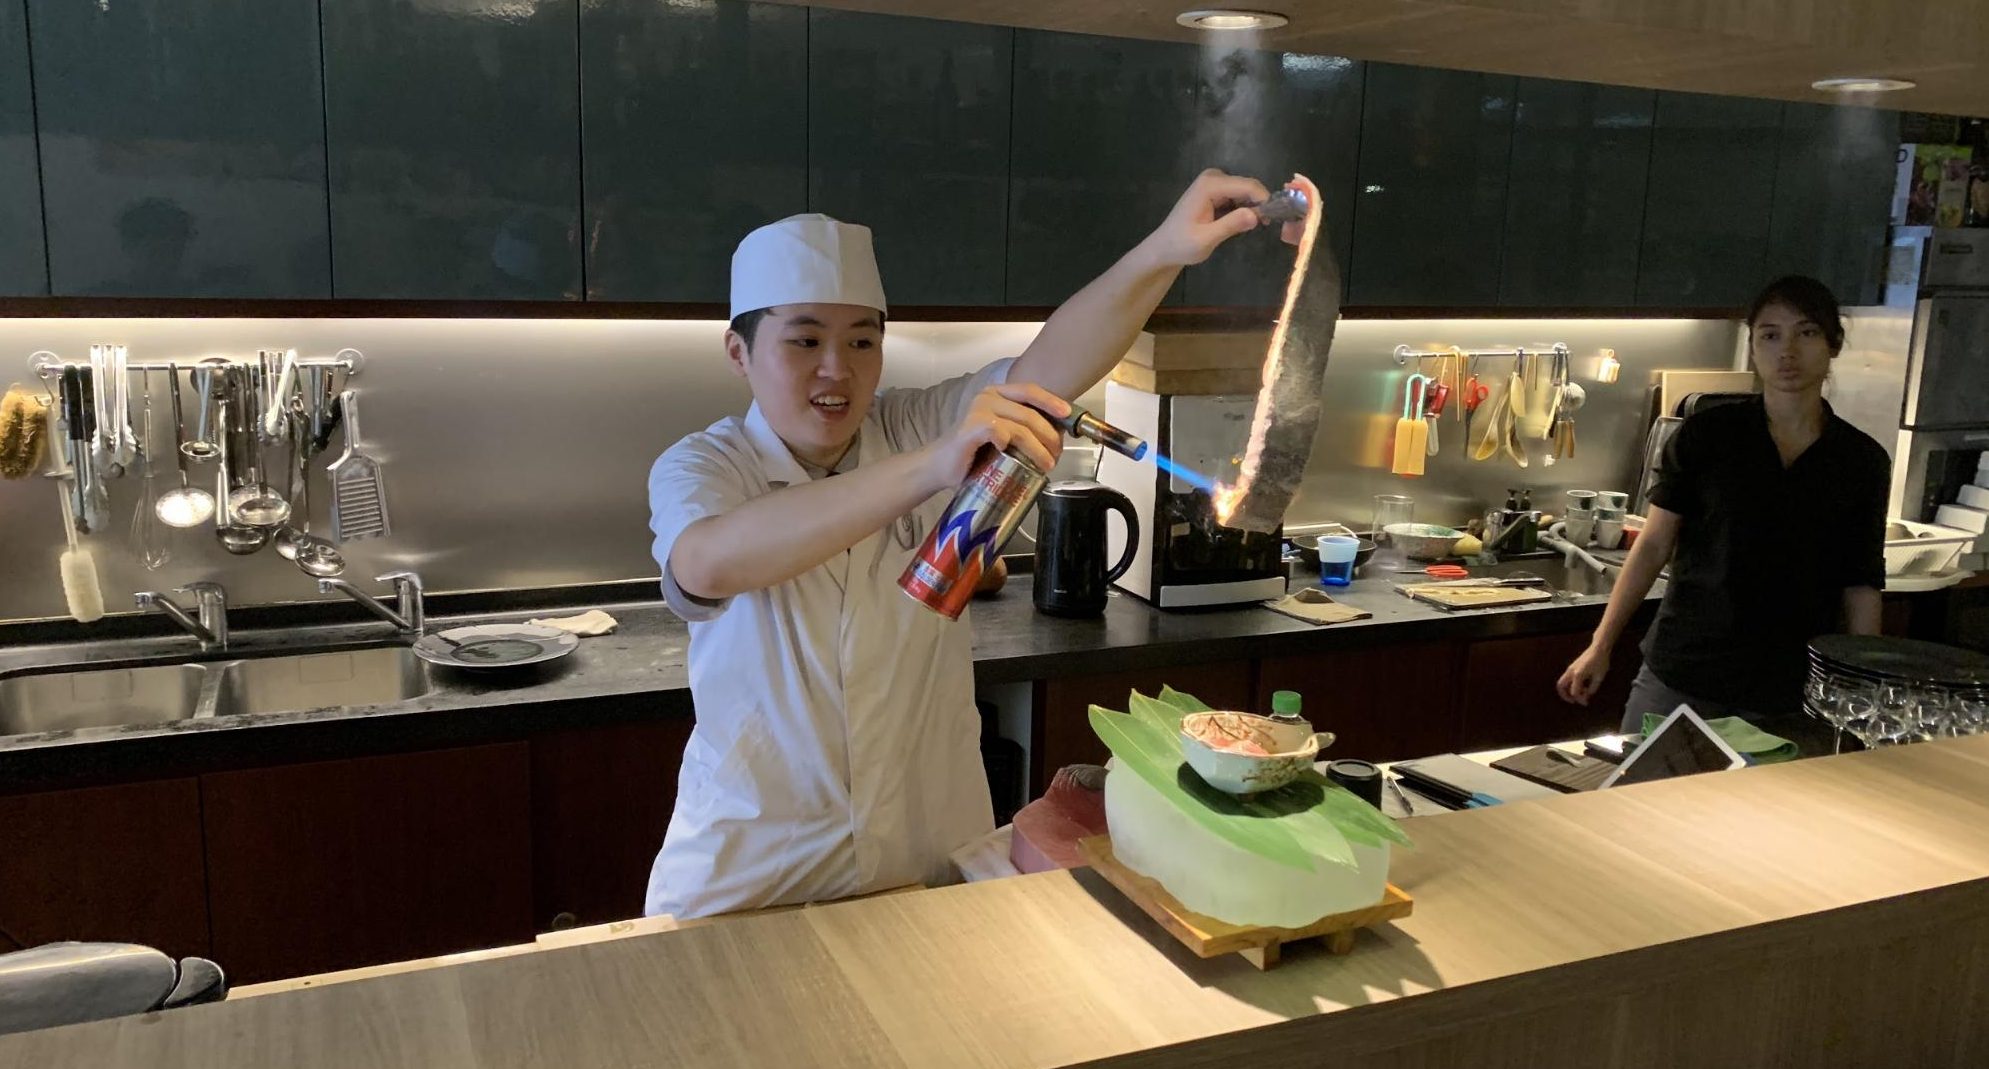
[{"x1": 1096, "y1": 381, "x2": 1289, "y2": 608}]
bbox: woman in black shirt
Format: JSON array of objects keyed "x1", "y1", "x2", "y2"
[{"x1": 1559, "y1": 276, "x2": 1891, "y2": 730}]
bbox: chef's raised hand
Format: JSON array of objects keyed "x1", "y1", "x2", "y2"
[
  {"x1": 922, "y1": 383, "x2": 1068, "y2": 491},
  {"x1": 1145, "y1": 169, "x2": 1275, "y2": 267}
]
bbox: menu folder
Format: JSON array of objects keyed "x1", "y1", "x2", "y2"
[
  {"x1": 1391, "y1": 754, "x2": 1564, "y2": 810},
  {"x1": 1490, "y1": 746, "x2": 1618, "y2": 793}
]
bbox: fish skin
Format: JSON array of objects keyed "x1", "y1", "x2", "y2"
[{"x1": 1215, "y1": 172, "x2": 1341, "y2": 534}]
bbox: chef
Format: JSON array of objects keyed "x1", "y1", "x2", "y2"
[{"x1": 647, "y1": 170, "x2": 1277, "y2": 919}]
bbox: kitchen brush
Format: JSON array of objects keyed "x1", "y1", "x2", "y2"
[
  {"x1": 58, "y1": 479, "x2": 105, "y2": 623},
  {"x1": 0, "y1": 381, "x2": 49, "y2": 480}
]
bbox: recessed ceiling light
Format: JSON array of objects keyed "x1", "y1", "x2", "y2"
[
  {"x1": 1176, "y1": 9, "x2": 1289, "y2": 31},
  {"x1": 1811, "y1": 76, "x2": 1917, "y2": 93}
]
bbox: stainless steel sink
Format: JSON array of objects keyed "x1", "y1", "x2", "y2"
[
  {"x1": 0, "y1": 646, "x2": 432, "y2": 736},
  {"x1": 0, "y1": 664, "x2": 208, "y2": 735},
  {"x1": 213, "y1": 647, "x2": 430, "y2": 717}
]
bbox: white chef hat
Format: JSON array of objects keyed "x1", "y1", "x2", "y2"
[{"x1": 729, "y1": 214, "x2": 888, "y2": 319}]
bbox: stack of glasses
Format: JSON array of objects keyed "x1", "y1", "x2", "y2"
[{"x1": 1805, "y1": 635, "x2": 1989, "y2": 752}]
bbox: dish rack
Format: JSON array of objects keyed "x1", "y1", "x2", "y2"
[{"x1": 1885, "y1": 519, "x2": 1976, "y2": 577}]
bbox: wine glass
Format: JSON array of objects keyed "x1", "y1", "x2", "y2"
[
  {"x1": 1919, "y1": 690, "x2": 1963, "y2": 739},
  {"x1": 1813, "y1": 674, "x2": 1859, "y2": 754},
  {"x1": 1909, "y1": 688, "x2": 1957, "y2": 736},
  {"x1": 1958, "y1": 689, "x2": 1989, "y2": 736},
  {"x1": 1839, "y1": 681, "x2": 1878, "y2": 751},
  {"x1": 1871, "y1": 683, "x2": 1915, "y2": 746},
  {"x1": 1805, "y1": 671, "x2": 1831, "y2": 723}
]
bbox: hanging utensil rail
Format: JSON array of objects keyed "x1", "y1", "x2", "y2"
[
  {"x1": 29, "y1": 348, "x2": 363, "y2": 379},
  {"x1": 1393, "y1": 342, "x2": 1571, "y2": 367}
]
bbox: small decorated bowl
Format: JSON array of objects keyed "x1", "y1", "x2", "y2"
[
  {"x1": 1383, "y1": 523, "x2": 1465, "y2": 561},
  {"x1": 1179, "y1": 711, "x2": 1335, "y2": 795}
]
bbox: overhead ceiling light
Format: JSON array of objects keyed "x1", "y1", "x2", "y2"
[
  {"x1": 1176, "y1": 9, "x2": 1289, "y2": 31},
  {"x1": 1811, "y1": 76, "x2": 1917, "y2": 93}
]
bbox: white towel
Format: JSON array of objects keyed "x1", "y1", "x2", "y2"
[{"x1": 526, "y1": 609, "x2": 619, "y2": 636}]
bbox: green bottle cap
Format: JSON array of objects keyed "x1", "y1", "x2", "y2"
[{"x1": 1271, "y1": 690, "x2": 1302, "y2": 716}]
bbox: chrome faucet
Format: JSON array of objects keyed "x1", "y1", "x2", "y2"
[
  {"x1": 318, "y1": 570, "x2": 425, "y2": 637},
  {"x1": 134, "y1": 582, "x2": 230, "y2": 652}
]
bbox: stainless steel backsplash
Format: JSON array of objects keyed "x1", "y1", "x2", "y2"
[
  {"x1": 4, "y1": 313, "x2": 1842, "y2": 624},
  {"x1": 0, "y1": 318, "x2": 1061, "y2": 622},
  {"x1": 1277, "y1": 318, "x2": 1742, "y2": 532}
]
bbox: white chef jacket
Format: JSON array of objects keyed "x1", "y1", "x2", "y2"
[{"x1": 643, "y1": 359, "x2": 1011, "y2": 919}]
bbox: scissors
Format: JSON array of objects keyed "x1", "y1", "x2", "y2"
[
  {"x1": 1462, "y1": 376, "x2": 1490, "y2": 412},
  {"x1": 1461, "y1": 375, "x2": 1491, "y2": 437}
]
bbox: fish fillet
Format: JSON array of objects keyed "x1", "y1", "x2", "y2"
[
  {"x1": 1213, "y1": 173, "x2": 1341, "y2": 533},
  {"x1": 1009, "y1": 765, "x2": 1108, "y2": 874}
]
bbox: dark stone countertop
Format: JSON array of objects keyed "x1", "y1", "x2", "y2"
[{"x1": 0, "y1": 563, "x2": 1650, "y2": 788}]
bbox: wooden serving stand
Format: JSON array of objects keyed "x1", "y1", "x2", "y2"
[{"x1": 1079, "y1": 835, "x2": 1413, "y2": 970}]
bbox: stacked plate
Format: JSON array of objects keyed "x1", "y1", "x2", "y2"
[
  {"x1": 1810, "y1": 635, "x2": 1989, "y2": 687},
  {"x1": 1806, "y1": 635, "x2": 1989, "y2": 742}
]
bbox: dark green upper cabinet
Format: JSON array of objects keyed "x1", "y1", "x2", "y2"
[
  {"x1": 0, "y1": 0, "x2": 44, "y2": 296},
  {"x1": 1636, "y1": 92, "x2": 1783, "y2": 307},
  {"x1": 1766, "y1": 104, "x2": 1900, "y2": 307},
  {"x1": 1350, "y1": 64, "x2": 1516, "y2": 307},
  {"x1": 1182, "y1": 50, "x2": 1362, "y2": 307},
  {"x1": 323, "y1": 0, "x2": 581, "y2": 300},
  {"x1": 584, "y1": 0, "x2": 804, "y2": 303},
  {"x1": 1008, "y1": 31, "x2": 1200, "y2": 308},
  {"x1": 26, "y1": 0, "x2": 328, "y2": 298},
  {"x1": 808, "y1": 10, "x2": 1009, "y2": 307},
  {"x1": 1499, "y1": 80, "x2": 1654, "y2": 307}
]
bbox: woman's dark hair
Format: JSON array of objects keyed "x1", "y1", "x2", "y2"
[{"x1": 1745, "y1": 275, "x2": 1845, "y2": 352}]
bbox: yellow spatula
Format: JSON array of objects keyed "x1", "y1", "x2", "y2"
[{"x1": 1391, "y1": 375, "x2": 1430, "y2": 477}]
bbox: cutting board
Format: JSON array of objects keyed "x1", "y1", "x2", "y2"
[{"x1": 1399, "y1": 583, "x2": 1554, "y2": 610}]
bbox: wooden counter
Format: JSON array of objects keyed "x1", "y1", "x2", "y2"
[{"x1": 8, "y1": 738, "x2": 1989, "y2": 1067}]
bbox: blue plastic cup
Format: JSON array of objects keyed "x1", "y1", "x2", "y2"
[{"x1": 1318, "y1": 535, "x2": 1360, "y2": 587}]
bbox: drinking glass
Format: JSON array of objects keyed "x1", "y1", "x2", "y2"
[
  {"x1": 1872, "y1": 683, "x2": 1915, "y2": 746},
  {"x1": 1915, "y1": 690, "x2": 1956, "y2": 741},
  {"x1": 1804, "y1": 672, "x2": 1831, "y2": 722},
  {"x1": 1959, "y1": 689, "x2": 1989, "y2": 736},
  {"x1": 1816, "y1": 674, "x2": 1862, "y2": 754},
  {"x1": 1371, "y1": 495, "x2": 1415, "y2": 568},
  {"x1": 1317, "y1": 535, "x2": 1359, "y2": 587},
  {"x1": 1839, "y1": 681, "x2": 1878, "y2": 751}
]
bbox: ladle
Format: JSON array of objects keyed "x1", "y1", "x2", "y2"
[
  {"x1": 274, "y1": 412, "x2": 344, "y2": 577},
  {"x1": 213, "y1": 401, "x2": 270, "y2": 555},
  {"x1": 226, "y1": 383, "x2": 290, "y2": 528},
  {"x1": 155, "y1": 362, "x2": 216, "y2": 529}
]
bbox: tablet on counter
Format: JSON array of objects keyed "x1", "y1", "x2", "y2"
[{"x1": 1598, "y1": 704, "x2": 1748, "y2": 790}]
